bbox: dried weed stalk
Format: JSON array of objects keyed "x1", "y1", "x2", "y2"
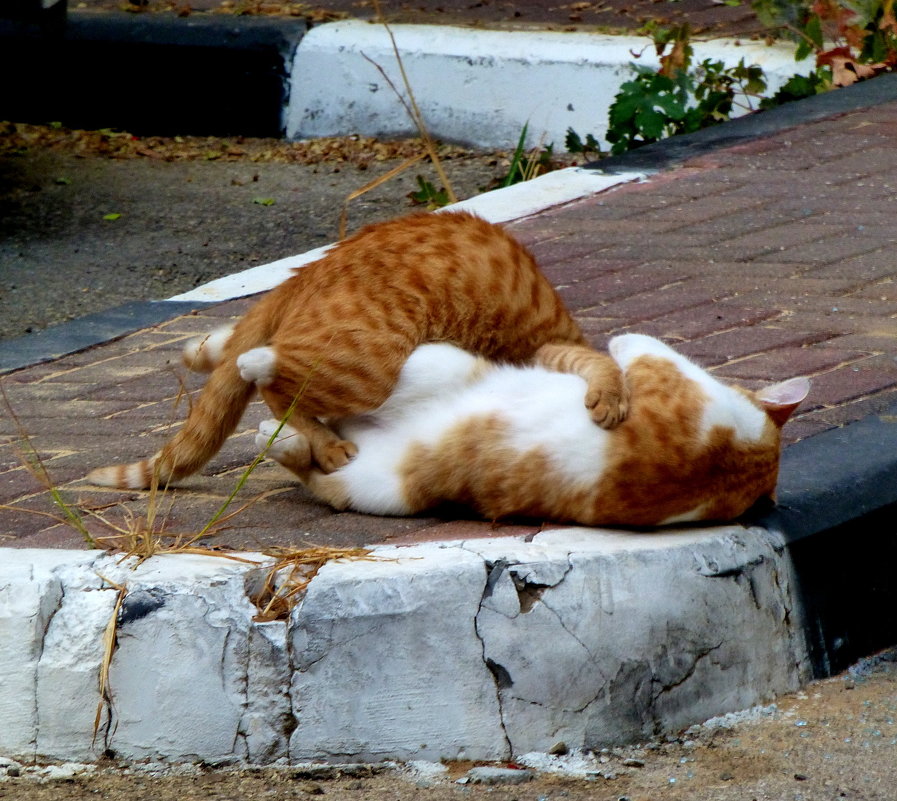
[
  {"x1": 1, "y1": 381, "x2": 96, "y2": 546},
  {"x1": 251, "y1": 545, "x2": 376, "y2": 621},
  {"x1": 93, "y1": 574, "x2": 127, "y2": 746}
]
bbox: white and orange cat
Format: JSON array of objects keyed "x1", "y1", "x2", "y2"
[
  {"x1": 249, "y1": 334, "x2": 809, "y2": 527},
  {"x1": 88, "y1": 211, "x2": 628, "y2": 490}
]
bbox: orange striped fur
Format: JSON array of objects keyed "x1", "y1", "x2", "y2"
[{"x1": 87, "y1": 211, "x2": 627, "y2": 490}]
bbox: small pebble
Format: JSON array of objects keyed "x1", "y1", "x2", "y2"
[
  {"x1": 622, "y1": 758, "x2": 645, "y2": 768},
  {"x1": 465, "y1": 767, "x2": 534, "y2": 785}
]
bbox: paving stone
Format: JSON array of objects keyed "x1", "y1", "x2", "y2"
[
  {"x1": 796, "y1": 358, "x2": 897, "y2": 409},
  {"x1": 711, "y1": 347, "x2": 870, "y2": 381},
  {"x1": 555, "y1": 270, "x2": 681, "y2": 308},
  {"x1": 679, "y1": 328, "x2": 836, "y2": 365},
  {"x1": 616, "y1": 304, "x2": 780, "y2": 342},
  {"x1": 805, "y1": 248, "x2": 897, "y2": 281},
  {"x1": 770, "y1": 233, "x2": 896, "y2": 265}
]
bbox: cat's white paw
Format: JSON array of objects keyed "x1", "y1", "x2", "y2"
[
  {"x1": 182, "y1": 324, "x2": 235, "y2": 372},
  {"x1": 237, "y1": 346, "x2": 277, "y2": 386},
  {"x1": 256, "y1": 419, "x2": 303, "y2": 462}
]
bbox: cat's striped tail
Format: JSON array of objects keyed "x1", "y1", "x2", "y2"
[
  {"x1": 86, "y1": 291, "x2": 284, "y2": 490},
  {"x1": 86, "y1": 359, "x2": 257, "y2": 489}
]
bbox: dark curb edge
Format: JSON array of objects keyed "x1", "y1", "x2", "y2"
[
  {"x1": 756, "y1": 403, "x2": 897, "y2": 676},
  {"x1": 763, "y1": 403, "x2": 897, "y2": 544},
  {"x1": 0, "y1": 300, "x2": 213, "y2": 374}
]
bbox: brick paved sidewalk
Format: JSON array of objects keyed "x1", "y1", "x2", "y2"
[{"x1": 2, "y1": 99, "x2": 896, "y2": 551}]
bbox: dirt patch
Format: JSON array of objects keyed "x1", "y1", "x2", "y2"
[
  {"x1": 70, "y1": 0, "x2": 774, "y2": 38},
  {"x1": 0, "y1": 122, "x2": 574, "y2": 341}
]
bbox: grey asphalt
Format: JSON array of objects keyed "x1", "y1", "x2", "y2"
[{"x1": 0, "y1": 143, "x2": 509, "y2": 341}]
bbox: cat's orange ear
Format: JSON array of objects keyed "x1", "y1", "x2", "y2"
[{"x1": 755, "y1": 377, "x2": 811, "y2": 427}]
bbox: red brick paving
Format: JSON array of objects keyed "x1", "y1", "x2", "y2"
[{"x1": 2, "y1": 99, "x2": 897, "y2": 551}]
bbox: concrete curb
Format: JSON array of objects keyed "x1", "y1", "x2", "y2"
[
  {"x1": 1, "y1": 526, "x2": 812, "y2": 764},
  {"x1": 286, "y1": 20, "x2": 809, "y2": 149}
]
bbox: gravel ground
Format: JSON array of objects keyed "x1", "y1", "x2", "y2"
[
  {"x1": 2, "y1": 651, "x2": 895, "y2": 800},
  {"x1": 0, "y1": 123, "x2": 545, "y2": 342}
]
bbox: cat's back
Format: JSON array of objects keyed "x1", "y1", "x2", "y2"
[{"x1": 270, "y1": 211, "x2": 584, "y2": 361}]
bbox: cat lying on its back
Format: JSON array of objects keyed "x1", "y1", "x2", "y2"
[{"x1": 251, "y1": 334, "x2": 809, "y2": 527}]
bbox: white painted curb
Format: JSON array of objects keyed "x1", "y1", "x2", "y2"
[
  {"x1": 0, "y1": 526, "x2": 811, "y2": 764},
  {"x1": 287, "y1": 21, "x2": 810, "y2": 149},
  {"x1": 168, "y1": 166, "x2": 645, "y2": 303}
]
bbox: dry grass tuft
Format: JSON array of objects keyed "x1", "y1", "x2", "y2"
[
  {"x1": 93, "y1": 574, "x2": 127, "y2": 746},
  {"x1": 250, "y1": 545, "x2": 377, "y2": 621},
  {"x1": 1, "y1": 381, "x2": 97, "y2": 546}
]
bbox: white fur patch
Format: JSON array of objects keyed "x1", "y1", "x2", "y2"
[
  {"x1": 237, "y1": 346, "x2": 277, "y2": 387},
  {"x1": 372, "y1": 343, "x2": 486, "y2": 421},
  {"x1": 182, "y1": 324, "x2": 234, "y2": 370},
  {"x1": 611, "y1": 333, "x2": 767, "y2": 444},
  {"x1": 256, "y1": 419, "x2": 301, "y2": 460}
]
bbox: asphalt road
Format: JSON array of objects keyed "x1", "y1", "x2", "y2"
[{"x1": 0, "y1": 132, "x2": 513, "y2": 342}]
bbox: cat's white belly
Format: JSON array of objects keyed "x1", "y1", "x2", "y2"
[{"x1": 332, "y1": 424, "x2": 415, "y2": 515}]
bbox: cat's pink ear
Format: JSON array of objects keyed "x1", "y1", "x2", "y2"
[{"x1": 756, "y1": 377, "x2": 811, "y2": 427}]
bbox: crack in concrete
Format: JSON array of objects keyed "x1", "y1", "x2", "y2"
[
  {"x1": 474, "y1": 560, "x2": 513, "y2": 759},
  {"x1": 227, "y1": 622, "x2": 249, "y2": 761},
  {"x1": 29, "y1": 577, "x2": 65, "y2": 757},
  {"x1": 651, "y1": 640, "x2": 726, "y2": 704}
]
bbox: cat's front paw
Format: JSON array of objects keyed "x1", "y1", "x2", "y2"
[
  {"x1": 586, "y1": 384, "x2": 630, "y2": 429},
  {"x1": 314, "y1": 439, "x2": 359, "y2": 473}
]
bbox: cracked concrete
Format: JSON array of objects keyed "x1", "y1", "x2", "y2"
[{"x1": 0, "y1": 525, "x2": 813, "y2": 764}]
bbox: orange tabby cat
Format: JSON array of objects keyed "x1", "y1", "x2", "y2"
[
  {"x1": 254, "y1": 335, "x2": 810, "y2": 526},
  {"x1": 88, "y1": 211, "x2": 628, "y2": 489}
]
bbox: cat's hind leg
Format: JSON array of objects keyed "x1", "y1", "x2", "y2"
[
  {"x1": 241, "y1": 346, "x2": 359, "y2": 472},
  {"x1": 258, "y1": 396, "x2": 359, "y2": 474},
  {"x1": 532, "y1": 342, "x2": 630, "y2": 428},
  {"x1": 256, "y1": 419, "x2": 313, "y2": 475},
  {"x1": 256, "y1": 420, "x2": 351, "y2": 510}
]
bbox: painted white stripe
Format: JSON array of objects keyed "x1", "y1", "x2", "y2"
[{"x1": 166, "y1": 167, "x2": 643, "y2": 304}]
